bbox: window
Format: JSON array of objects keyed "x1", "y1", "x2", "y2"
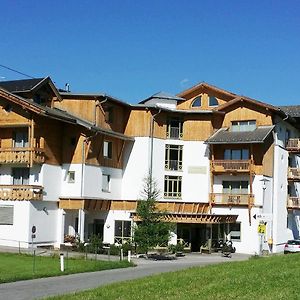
[
  {"x1": 231, "y1": 120, "x2": 256, "y2": 132},
  {"x1": 223, "y1": 181, "x2": 248, "y2": 194},
  {"x1": 114, "y1": 220, "x2": 131, "y2": 244},
  {"x1": 166, "y1": 118, "x2": 183, "y2": 139},
  {"x1": 67, "y1": 171, "x2": 75, "y2": 183},
  {"x1": 102, "y1": 174, "x2": 111, "y2": 192},
  {"x1": 209, "y1": 96, "x2": 218, "y2": 106},
  {"x1": 191, "y1": 96, "x2": 202, "y2": 107},
  {"x1": 165, "y1": 145, "x2": 183, "y2": 170},
  {"x1": 13, "y1": 131, "x2": 28, "y2": 148},
  {"x1": 164, "y1": 175, "x2": 182, "y2": 198},
  {"x1": 12, "y1": 168, "x2": 29, "y2": 185},
  {"x1": 224, "y1": 149, "x2": 249, "y2": 160},
  {"x1": 0, "y1": 206, "x2": 13, "y2": 225},
  {"x1": 103, "y1": 141, "x2": 112, "y2": 159},
  {"x1": 228, "y1": 223, "x2": 241, "y2": 241},
  {"x1": 104, "y1": 106, "x2": 114, "y2": 123}
]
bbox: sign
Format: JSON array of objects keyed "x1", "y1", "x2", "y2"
[
  {"x1": 188, "y1": 166, "x2": 207, "y2": 174},
  {"x1": 253, "y1": 213, "x2": 272, "y2": 221},
  {"x1": 258, "y1": 223, "x2": 266, "y2": 234},
  {"x1": 32, "y1": 226, "x2": 36, "y2": 234}
]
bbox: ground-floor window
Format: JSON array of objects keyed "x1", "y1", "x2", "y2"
[
  {"x1": 228, "y1": 223, "x2": 241, "y2": 241},
  {"x1": 222, "y1": 181, "x2": 248, "y2": 194},
  {"x1": 114, "y1": 220, "x2": 131, "y2": 244},
  {"x1": 0, "y1": 205, "x2": 14, "y2": 225}
]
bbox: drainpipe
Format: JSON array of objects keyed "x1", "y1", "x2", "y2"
[
  {"x1": 94, "y1": 96, "x2": 108, "y2": 126},
  {"x1": 149, "y1": 107, "x2": 162, "y2": 196}
]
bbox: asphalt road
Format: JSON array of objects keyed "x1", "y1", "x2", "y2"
[{"x1": 0, "y1": 253, "x2": 250, "y2": 300}]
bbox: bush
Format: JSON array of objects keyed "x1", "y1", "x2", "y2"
[{"x1": 168, "y1": 243, "x2": 184, "y2": 254}]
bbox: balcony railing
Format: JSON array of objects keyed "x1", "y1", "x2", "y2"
[
  {"x1": 286, "y1": 138, "x2": 300, "y2": 152},
  {"x1": 210, "y1": 193, "x2": 253, "y2": 206},
  {"x1": 165, "y1": 160, "x2": 182, "y2": 171},
  {"x1": 211, "y1": 160, "x2": 251, "y2": 173},
  {"x1": 166, "y1": 127, "x2": 183, "y2": 140},
  {"x1": 287, "y1": 197, "x2": 300, "y2": 209},
  {"x1": 0, "y1": 148, "x2": 45, "y2": 164},
  {"x1": 0, "y1": 185, "x2": 43, "y2": 201},
  {"x1": 288, "y1": 167, "x2": 300, "y2": 181}
]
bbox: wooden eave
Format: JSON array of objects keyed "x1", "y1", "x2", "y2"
[
  {"x1": 30, "y1": 76, "x2": 62, "y2": 101},
  {"x1": 177, "y1": 82, "x2": 237, "y2": 100},
  {"x1": 214, "y1": 96, "x2": 280, "y2": 113}
]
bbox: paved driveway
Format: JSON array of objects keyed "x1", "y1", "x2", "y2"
[{"x1": 0, "y1": 253, "x2": 250, "y2": 300}]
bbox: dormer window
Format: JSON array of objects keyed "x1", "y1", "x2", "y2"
[
  {"x1": 231, "y1": 120, "x2": 256, "y2": 132},
  {"x1": 209, "y1": 96, "x2": 218, "y2": 106},
  {"x1": 191, "y1": 96, "x2": 202, "y2": 107}
]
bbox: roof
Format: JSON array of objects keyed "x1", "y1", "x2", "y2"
[
  {"x1": 214, "y1": 96, "x2": 280, "y2": 113},
  {"x1": 0, "y1": 78, "x2": 45, "y2": 93},
  {"x1": 0, "y1": 88, "x2": 133, "y2": 141},
  {"x1": 60, "y1": 92, "x2": 131, "y2": 107},
  {"x1": 206, "y1": 126, "x2": 274, "y2": 144},
  {"x1": 280, "y1": 106, "x2": 300, "y2": 118},
  {"x1": 177, "y1": 82, "x2": 237, "y2": 99},
  {"x1": 139, "y1": 91, "x2": 184, "y2": 104},
  {"x1": 0, "y1": 77, "x2": 62, "y2": 101}
]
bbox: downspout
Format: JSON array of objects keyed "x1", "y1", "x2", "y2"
[
  {"x1": 94, "y1": 96, "x2": 108, "y2": 126},
  {"x1": 149, "y1": 107, "x2": 162, "y2": 195}
]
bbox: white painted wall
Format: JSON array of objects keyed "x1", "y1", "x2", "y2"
[
  {"x1": 41, "y1": 164, "x2": 61, "y2": 201},
  {"x1": 0, "y1": 200, "x2": 30, "y2": 248}
]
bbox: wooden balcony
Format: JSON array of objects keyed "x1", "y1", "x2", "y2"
[
  {"x1": 211, "y1": 160, "x2": 251, "y2": 173},
  {"x1": 286, "y1": 139, "x2": 300, "y2": 152},
  {"x1": 0, "y1": 185, "x2": 43, "y2": 201},
  {"x1": 210, "y1": 193, "x2": 253, "y2": 206},
  {"x1": 0, "y1": 148, "x2": 45, "y2": 165},
  {"x1": 288, "y1": 168, "x2": 300, "y2": 181},
  {"x1": 287, "y1": 197, "x2": 300, "y2": 209}
]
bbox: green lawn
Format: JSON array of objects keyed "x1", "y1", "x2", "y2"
[
  {"x1": 49, "y1": 254, "x2": 300, "y2": 300},
  {"x1": 0, "y1": 252, "x2": 133, "y2": 283}
]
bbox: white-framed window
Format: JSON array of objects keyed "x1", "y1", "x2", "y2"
[
  {"x1": 165, "y1": 144, "x2": 183, "y2": 171},
  {"x1": 67, "y1": 171, "x2": 75, "y2": 183},
  {"x1": 114, "y1": 220, "x2": 131, "y2": 244},
  {"x1": 191, "y1": 96, "x2": 202, "y2": 107},
  {"x1": 166, "y1": 118, "x2": 183, "y2": 140},
  {"x1": 0, "y1": 205, "x2": 14, "y2": 225},
  {"x1": 228, "y1": 223, "x2": 241, "y2": 242},
  {"x1": 12, "y1": 168, "x2": 29, "y2": 185},
  {"x1": 231, "y1": 120, "x2": 256, "y2": 132},
  {"x1": 164, "y1": 175, "x2": 182, "y2": 199},
  {"x1": 103, "y1": 141, "x2": 112, "y2": 159},
  {"x1": 209, "y1": 96, "x2": 218, "y2": 106},
  {"x1": 102, "y1": 174, "x2": 111, "y2": 192}
]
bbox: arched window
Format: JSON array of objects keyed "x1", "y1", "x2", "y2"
[
  {"x1": 191, "y1": 96, "x2": 202, "y2": 107},
  {"x1": 209, "y1": 96, "x2": 218, "y2": 106}
]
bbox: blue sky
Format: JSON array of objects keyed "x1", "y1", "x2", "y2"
[{"x1": 1, "y1": 1, "x2": 300, "y2": 105}]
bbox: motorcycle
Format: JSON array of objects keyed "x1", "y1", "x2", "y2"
[{"x1": 221, "y1": 240, "x2": 236, "y2": 258}]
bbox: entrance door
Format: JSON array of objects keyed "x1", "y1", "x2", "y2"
[{"x1": 191, "y1": 225, "x2": 206, "y2": 252}]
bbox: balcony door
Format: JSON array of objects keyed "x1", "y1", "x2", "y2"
[
  {"x1": 12, "y1": 168, "x2": 29, "y2": 185},
  {"x1": 13, "y1": 131, "x2": 29, "y2": 148}
]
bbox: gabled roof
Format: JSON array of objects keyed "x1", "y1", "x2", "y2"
[
  {"x1": 279, "y1": 105, "x2": 300, "y2": 118},
  {"x1": 214, "y1": 96, "x2": 280, "y2": 113},
  {"x1": 139, "y1": 91, "x2": 184, "y2": 104},
  {"x1": 0, "y1": 88, "x2": 133, "y2": 141},
  {"x1": 206, "y1": 126, "x2": 274, "y2": 144},
  {"x1": 0, "y1": 77, "x2": 62, "y2": 101},
  {"x1": 177, "y1": 82, "x2": 237, "y2": 99}
]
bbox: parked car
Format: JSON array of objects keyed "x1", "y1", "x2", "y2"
[{"x1": 284, "y1": 240, "x2": 300, "y2": 254}]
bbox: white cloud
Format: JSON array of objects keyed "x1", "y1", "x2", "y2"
[{"x1": 180, "y1": 78, "x2": 189, "y2": 87}]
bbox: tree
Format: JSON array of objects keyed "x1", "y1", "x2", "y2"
[{"x1": 133, "y1": 175, "x2": 173, "y2": 254}]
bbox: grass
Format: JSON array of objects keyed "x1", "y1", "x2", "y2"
[
  {"x1": 0, "y1": 252, "x2": 133, "y2": 283},
  {"x1": 49, "y1": 254, "x2": 300, "y2": 300}
]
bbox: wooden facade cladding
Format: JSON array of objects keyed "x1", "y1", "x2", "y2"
[
  {"x1": 220, "y1": 103, "x2": 273, "y2": 128},
  {"x1": 55, "y1": 97, "x2": 130, "y2": 134},
  {"x1": 177, "y1": 93, "x2": 227, "y2": 110},
  {"x1": 0, "y1": 185, "x2": 43, "y2": 201},
  {"x1": 59, "y1": 199, "x2": 210, "y2": 214}
]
